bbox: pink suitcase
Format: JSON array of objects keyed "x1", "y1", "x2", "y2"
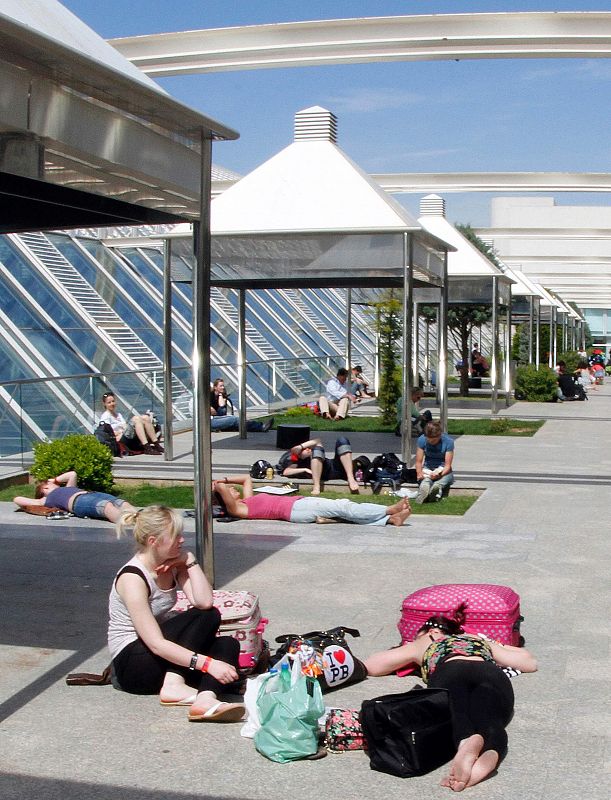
[
  {"x1": 173, "y1": 589, "x2": 268, "y2": 673},
  {"x1": 398, "y1": 583, "x2": 522, "y2": 646}
]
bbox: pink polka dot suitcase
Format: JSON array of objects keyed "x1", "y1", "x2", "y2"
[
  {"x1": 173, "y1": 589, "x2": 269, "y2": 673},
  {"x1": 397, "y1": 583, "x2": 522, "y2": 646}
]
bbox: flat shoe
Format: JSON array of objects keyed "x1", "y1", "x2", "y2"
[
  {"x1": 160, "y1": 693, "x2": 197, "y2": 706},
  {"x1": 188, "y1": 701, "x2": 244, "y2": 723}
]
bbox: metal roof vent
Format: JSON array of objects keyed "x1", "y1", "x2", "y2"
[
  {"x1": 294, "y1": 106, "x2": 338, "y2": 143},
  {"x1": 419, "y1": 194, "x2": 446, "y2": 217}
]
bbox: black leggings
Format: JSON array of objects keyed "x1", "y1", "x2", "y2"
[
  {"x1": 112, "y1": 607, "x2": 240, "y2": 696},
  {"x1": 428, "y1": 659, "x2": 514, "y2": 757}
]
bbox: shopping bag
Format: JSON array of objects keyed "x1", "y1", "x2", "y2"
[{"x1": 254, "y1": 659, "x2": 324, "y2": 762}]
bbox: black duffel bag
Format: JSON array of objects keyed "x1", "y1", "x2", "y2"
[{"x1": 360, "y1": 686, "x2": 455, "y2": 777}]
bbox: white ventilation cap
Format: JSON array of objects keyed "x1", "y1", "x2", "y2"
[
  {"x1": 419, "y1": 194, "x2": 446, "y2": 217},
  {"x1": 294, "y1": 106, "x2": 338, "y2": 143}
]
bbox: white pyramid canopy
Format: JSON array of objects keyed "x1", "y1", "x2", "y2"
[
  {"x1": 212, "y1": 108, "x2": 422, "y2": 234},
  {"x1": 418, "y1": 195, "x2": 504, "y2": 277},
  {"x1": 209, "y1": 108, "x2": 453, "y2": 288}
]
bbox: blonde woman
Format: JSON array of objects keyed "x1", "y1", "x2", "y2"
[{"x1": 108, "y1": 506, "x2": 243, "y2": 722}]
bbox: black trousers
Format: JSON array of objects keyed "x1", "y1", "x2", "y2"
[
  {"x1": 113, "y1": 607, "x2": 240, "y2": 696},
  {"x1": 428, "y1": 659, "x2": 514, "y2": 757}
]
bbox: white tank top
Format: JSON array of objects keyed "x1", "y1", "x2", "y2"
[{"x1": 107, "y1": 555, "x2": 177, "y2": 659}]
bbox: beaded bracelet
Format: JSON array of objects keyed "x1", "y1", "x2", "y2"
[{"x1": 185, "y1": 559, "x2": 198, "y2": 569}]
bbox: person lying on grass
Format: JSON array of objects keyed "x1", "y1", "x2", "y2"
[
  {"x1": 13, "y1": 470, "x2": 136, "y2": 523},
  {"x1": 212, "y1": 474, "x2": 411, "y2": 527}
]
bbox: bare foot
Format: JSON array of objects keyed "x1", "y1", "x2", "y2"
[
  {"x1": 387, "y1": 507, "x2": 412, "y2": 527},
  {"x1": 311, "y1": 488, "x2": 321, "y2": 496},
  {"x1": 348, "y1": 482, "x2": 360, "y2": 492},
  {"x1": 387, "y1": 497, "x2": 411, "y2": 516},
  {"x1": 466, "y1": 749, "x2": 499, "y2": 788},
  {"x1": 448, "y1": 734, "x2": 484, "y2": 791},
  {"x1": 440, "y1": 775, "x2": 452, "y2": 788}
]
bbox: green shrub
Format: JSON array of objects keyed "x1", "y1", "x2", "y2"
[
  {"x1": 284, "y1": 406, "x2": 314, "y2": 417},
  {"x1": 514, "y1": 365, "x2": 558, "y2": 402},
  {"x1": 31, "y1": 435, "x2": 114, "y2": 492},
  {"x1": 557, "y1": 350, "x2": 581, "y2": 374}
]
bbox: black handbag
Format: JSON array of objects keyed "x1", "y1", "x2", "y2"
[
  {"x1": 273, "y1": 626, "x2": 368, "y2": 693},
  {"x1": 360, "y1": 686, "x2": 455, "y2": 777}
]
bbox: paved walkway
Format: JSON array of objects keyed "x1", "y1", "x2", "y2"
[{"x1": 0, "y1": 390, "x2": 609, "y2": 799}]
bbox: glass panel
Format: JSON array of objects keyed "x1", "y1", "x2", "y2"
[
  {"x1": 449, "y1": 277, "x2": 493, "y2": 303},
  {"x1": 209, "y1": 233, "x2": 408, "y2": 283}
]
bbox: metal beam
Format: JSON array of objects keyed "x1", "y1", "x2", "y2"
[{"x1": 110, "y1": 12, "x2": 611, "y2": 76}]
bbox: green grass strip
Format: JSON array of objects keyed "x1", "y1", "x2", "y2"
[
  {"x1": 270, "y1": 413, "x2": 543, "y2": 436},
  {"x1": 0, "y1": 482, "x2": 477, "y2": 515}
]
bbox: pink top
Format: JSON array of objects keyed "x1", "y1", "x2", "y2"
[{"x1": 243, "y1": 494, "x2": 301, "y2": 521}]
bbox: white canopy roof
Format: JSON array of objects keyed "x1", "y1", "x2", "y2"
[
  {"x1": 417, "y1": 195, "x2": 505, "y2": 277},
  {"x1": 212, "y1": 107, "x2": 424, "y2": 235}
]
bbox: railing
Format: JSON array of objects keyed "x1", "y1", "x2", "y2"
[{"x1": 0, "y1": 352, "x2": 377, "y2": 464}]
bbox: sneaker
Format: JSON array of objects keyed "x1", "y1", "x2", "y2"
[
  {"x1": 429, "y1": 483, "x2": 443, "y2": 502},
  {"x1": 143, "y1": 443, "x2": 159, "y2": 455},
  {"x1": 261, "y1": 417, "x2": 274, "y2": 433},
  {"x1": 152, "y1": 442, "x2": 164, "y2": 454},
  {"x1": 415, "y1": 482, "x2": 431, "y2": 505}
]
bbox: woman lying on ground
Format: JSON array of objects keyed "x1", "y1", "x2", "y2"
[
  {"x1": 277, "y1": 436, "x2": 360, "y2": 495},
  {"x1": 108, "y1": 505, "x2": 244, "y2": 722},
  {"x1": 212, "y1": 474, "x2": 411, "y2": 527},
  {"x1": 13, "y1": 470, "x2": 136, "y2": 523},
  {"x1": 365, "y1": 604, "x2": 537, "y2": 791}
]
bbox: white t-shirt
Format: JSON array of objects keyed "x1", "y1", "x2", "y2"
[{"x1": 100, "y1": 409, "x2": 126, "y2": 434}]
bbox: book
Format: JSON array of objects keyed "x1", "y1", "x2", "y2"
[{"x1": 253, "y1": 485, "x2": 298, "y2": 495}]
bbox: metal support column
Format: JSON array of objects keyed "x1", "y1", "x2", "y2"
[
  {"x1": 549, "y1": 307, "x2": 556, "y2": 368},
  {"x1": 504, "y1": 292, "x2": 512, "y2": 407},
  {"x1": 413, "y1": 301, "x2": 420, "y2": 386},
  {"x1": 401, "y1": 233, "x2": 414, "y2": 463},
  {"x1": 439, "y1": 253, "x2": 449, "y2": 431},
  {"x1": 162, "y1": 239, "x2": 174, "y2": 461},
  {"x1": 237, "y1": 288, "x2": 247, "y2": 438},
  {"x1": 192, "y1": 133, "x2": 214, "y2": 583},
  {"x1": 490, "y1": 276, "x2": 499, "y2": 415},
  {"x1": 528, "y1": 295, "x2": 534, "y2": 365},
  {"x1": 345, "y1": 288, "x2": 352, "y2": 369},
  {"x1": 535, "y1": 300, "x2": 541, "y2": 368}
]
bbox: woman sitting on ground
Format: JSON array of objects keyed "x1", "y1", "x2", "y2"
[
  {"x1": 213, "y1": 474, "x2": 411, "y2": 527},
  {"x1": 277, "y1": 436, "x2": 360, "y2": 495},
  {"x1": 13, "y1": 470, "x2": 136, "y2": 523},
  {"x1": 100, "y1": 391, "x2": 163, "y2": 455},
  {"x1": 108, "y1": 505, "x2": 244, "y2": 722},
  {"x1": 365, "y1": 604, "x2": 537, "y2": 792}
]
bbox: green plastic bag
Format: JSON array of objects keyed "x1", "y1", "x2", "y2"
[{"x1": 254, "y1": 660, "x2": 324, "y2": 763}]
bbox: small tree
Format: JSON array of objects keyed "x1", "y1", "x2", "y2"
[
  {"x1": 447, "y1": 305, "x2": 493, "y2": 396},
  {"x1": 374, "y1": 290, "x2": 402, "y2": 424}
]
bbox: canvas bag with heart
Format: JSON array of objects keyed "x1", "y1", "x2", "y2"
[{"x1": 272, "y1": 626, "x2": 368, "y2": 692}]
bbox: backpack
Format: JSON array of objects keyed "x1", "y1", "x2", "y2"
[
  {"x1": 250, "y1": 459, "x2": 273, "y2": 479},
  {"x1": 94, "y1": 422, "x2": 120, "y2": 457},
  {"x1": 366, "y1": 453, "x2": 405, "y2": 493}
]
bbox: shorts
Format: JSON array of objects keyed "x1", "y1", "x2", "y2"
[
  {"x1": 123, "y1": 420, "x2": 136, "y2": 439},
  {"x1": 72, "y1": 492, "x2": 126, "y2": 520}
]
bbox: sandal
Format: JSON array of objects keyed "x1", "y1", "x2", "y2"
[{"x1": 188, "y1": 701, "x2": 244, "y2": 723}]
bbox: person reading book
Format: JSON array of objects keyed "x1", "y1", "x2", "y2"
[{"x1": 415, "y1": 420, "x2": 455, "y2": 504}]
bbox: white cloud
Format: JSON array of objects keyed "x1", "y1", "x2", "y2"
[
  {"x1": 325, "y1": 87, "x2": 423, "y2": 113},
  {"x1": 521, "y1": 59, "x2": 611, "y2": 83}
]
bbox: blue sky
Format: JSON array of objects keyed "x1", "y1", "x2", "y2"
[{"x1": 62, "y1": 1, "x2": 611, "y2": 225}]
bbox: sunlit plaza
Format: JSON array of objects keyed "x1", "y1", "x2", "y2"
[{"x1": 0, "y1": 3, "x2": 609, "y2": 799}]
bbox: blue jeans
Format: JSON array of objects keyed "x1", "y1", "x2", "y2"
[
  {"x1": 419, "y1": 471, "x2": 454, "y2": 496},
  {"x1": 289, "y1": 497, "x2": 389, "y2": 526},
  {"x1": 72, "y1": 492, "x2": 126, "y2": 519},
  {"x1": 311, "y1": 436, "x2": 352, "y2": 480},
  {"x1": 211, "y1": 415, "x2": 266, "y2": 432}
]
